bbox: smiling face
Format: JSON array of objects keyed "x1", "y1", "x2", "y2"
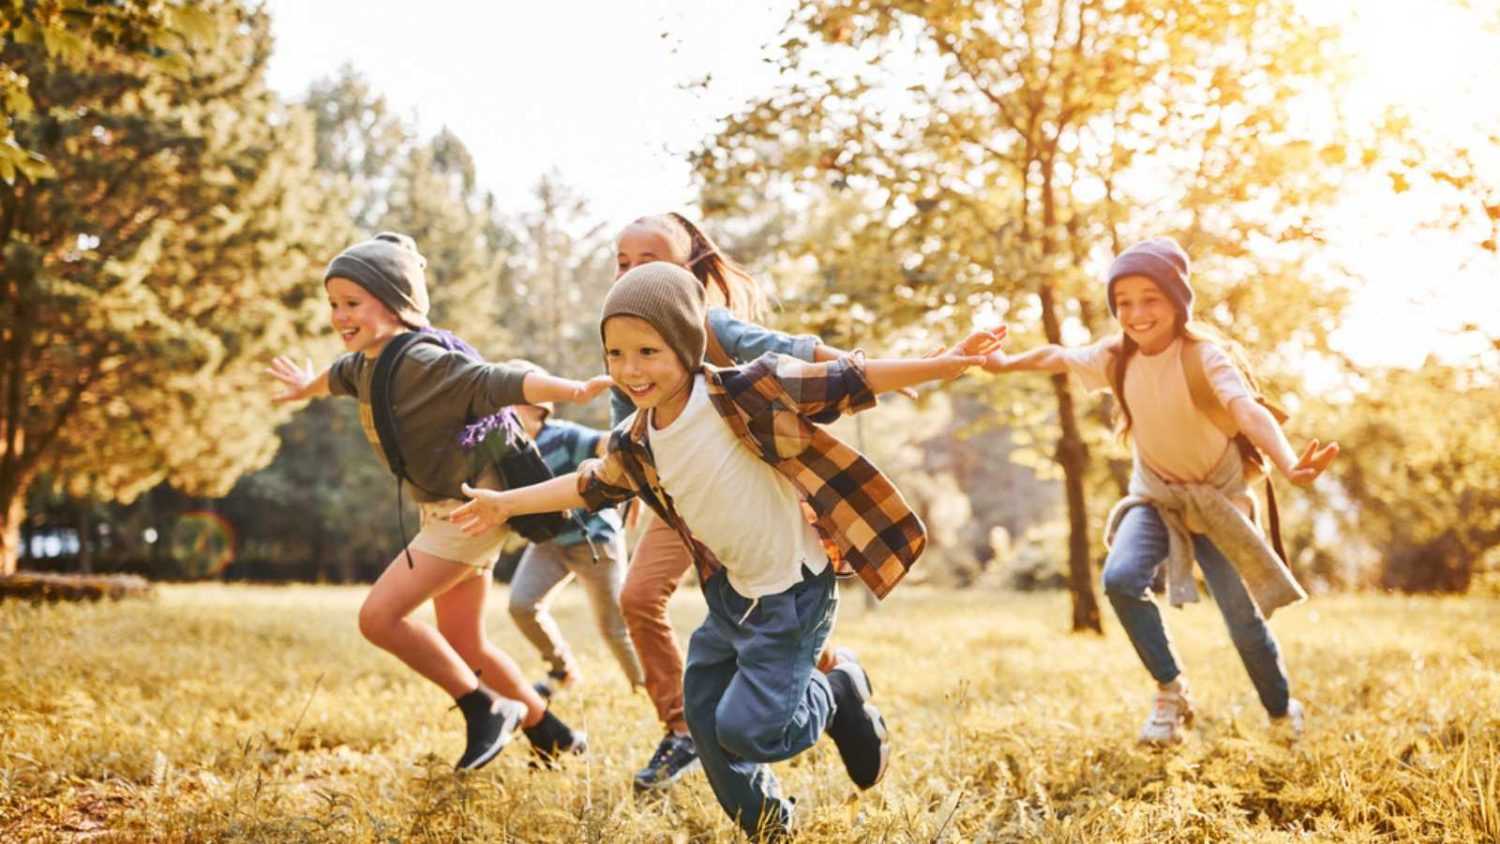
[
  {"x1": 603, "y1": 315, "x2": 692, "y2": 427},
  {"x1": 1112, "y1": 275, "x2": 1181, "y2": 354},
  {"x1": 615, "y1": 221, "x2": 687, "y2": 279},
  {"x1": 326, "y1": 277, "x2": 405, "y2": 356}
]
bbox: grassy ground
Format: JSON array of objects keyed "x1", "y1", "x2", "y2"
[{"x1": 1, "y1": 583, "x2": 1497, "y2": 842}]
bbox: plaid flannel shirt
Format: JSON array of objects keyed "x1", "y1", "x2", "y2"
[{"x1": 577, "y1": 352, "x2": 926, "y2": 600}]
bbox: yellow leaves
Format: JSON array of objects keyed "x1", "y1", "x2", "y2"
[{"x1": 165, "y1": 5, "x2": 221, "y2": 46}]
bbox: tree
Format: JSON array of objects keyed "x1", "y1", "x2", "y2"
[
  {"x1": 0, "y1": 1, "x2": 217, "y2": 182},
  {"x1": 695, "y1": 0, "x2": 1358, "y2": 630},
  {"x1": 507, "y1": 173, "x2": 613, "y2": 382},
  {"x1": 0, "y1": 1, "x2": 345, "y2": 574},
  {"x1": 1304, "y1": 359, "x2": 1500, "y2": 593}
]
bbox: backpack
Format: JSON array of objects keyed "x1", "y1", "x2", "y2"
[
  {"x1": 1107, "y1": 336, "x2": 1291, "y2": 563},
  {"x1": 368, "y1": 330, "x2": 583, "y2": 564}
]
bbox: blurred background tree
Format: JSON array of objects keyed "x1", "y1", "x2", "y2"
[
  {"x1": 0, "y1": 0, "x2": 344, "y2": 574},
  {"x1": 693, "y1": 0, "x2": 1365, "y2": 630},
  {"x1": 9, "y1": 0, "x2": 1497, "y2": 596}
]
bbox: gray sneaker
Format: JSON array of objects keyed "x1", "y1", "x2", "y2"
[
  {"x1": 1138, "y1": 681, "x2": 1195, "y2": 745},
  {"x1": 632, "y1": 732, "x2": 700, "y2": 792},
  {"x1": 826, "y1": 654, "x2": 890, "y2": 789}
]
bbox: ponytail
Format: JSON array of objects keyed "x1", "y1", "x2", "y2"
[{"x1": 662, "y1": 213, "x2": 768, "y2": 322}]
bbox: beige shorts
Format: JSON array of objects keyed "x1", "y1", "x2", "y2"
[{"x1": 409, "y1": 498, "x2": 509, "y2": 571}]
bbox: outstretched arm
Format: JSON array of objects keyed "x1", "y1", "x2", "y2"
[
  {"x1": 521, "y1": 371, "x2": 614, "y2": 405},
  {"x1": 981, "y1": 344, "x2": 1071, "y2": 375},
  {"x1": 448, "y1": 474, "x2": 588, "y2": 536},
  {"x1": 863, "y1": 327, "x2": 1007, "y2": 395},
  {"x1": 266, "y1": 356, "x2": 331, "y2": 403},
  {"x1": 1230, "y1": 398, "x2": 1339, "y2": 486},
  {"x1": 811, "y1": 343, "x2": 848, "y2": 362}
]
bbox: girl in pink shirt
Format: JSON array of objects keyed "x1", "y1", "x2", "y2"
[{"x1": 985, "y1": 237, "x2": 1337, "y2": 744}]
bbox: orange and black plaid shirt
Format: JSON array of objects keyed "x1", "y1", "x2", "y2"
[{"x1": 577, "y1": 352, "x2": 926, "y2": 600}]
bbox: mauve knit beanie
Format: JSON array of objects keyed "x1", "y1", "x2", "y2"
[
  {"x1": 324, "y1": 232, "x2": 431, "y2": 329},
  {"x1": 599, "y1": 262, "x2": 707, "y2": 372},
  {"x1": 1106, "y1": 237, "x2": 1193, "y2": 318}
]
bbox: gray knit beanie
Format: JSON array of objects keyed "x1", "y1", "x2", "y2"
[
  {"x1": 323, "y1": 232, "x2": 431, "y2": 329},
  {"x1": 599, "y1": 262, "x2": 706, "y2": 372},
  {"x1": 1106, "y1": 237, "x2": 1193, "y2": 318}
]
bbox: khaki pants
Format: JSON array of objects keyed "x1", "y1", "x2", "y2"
[{"x1": 507, "y1": 534, "x2": 645, "y2": 687}]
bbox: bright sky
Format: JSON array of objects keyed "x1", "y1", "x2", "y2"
[{"x1": 264, "y1": 0, "x2": 1498, "y2": 370}]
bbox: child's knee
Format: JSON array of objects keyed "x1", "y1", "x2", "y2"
[
  {"x1": 715, "y1": 707, "x2": 779, "y2": 762},
  {"x1": 1100, "y1": 565, "x2": 1135, "y2": 598},
  {"x1": 1101, "y1": 555, "x2": 1156, "y2": 598},
  {"x1": 619, "y1": 580, "x2": 659, "y2": 622},
  {"x1": 357, "y1": 601, "x2": 394, "y2": 643},
  {"x1": 507, "y1": 595, "x2": 539, "y2": 624}
]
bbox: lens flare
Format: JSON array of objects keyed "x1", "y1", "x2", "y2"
[{"x1": 169, "y1": 511, "x2": 237, "y2": 578}]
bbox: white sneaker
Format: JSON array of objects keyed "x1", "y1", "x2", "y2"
[
  {"x1": 1271, "y1": 698, "x2": 1305, "y2": 742},
  {"x1": 1138, "y1": 681, "x2": 1194, "y2": 745}
]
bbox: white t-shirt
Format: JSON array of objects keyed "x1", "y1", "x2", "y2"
[
  {"x1": 1058, "y1": 337, "x2": 1253, "y2": 484},
  {"x1": 647, "y1": 375, "x2": 829, "y2": 598}
]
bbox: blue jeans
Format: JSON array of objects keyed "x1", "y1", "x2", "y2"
[
  {"x1": 683, "y1": 567, "x2": 838, "y2": 838},
  {"x1": 1102, "y1": 505, "x2": 1291, "y2": 717}
]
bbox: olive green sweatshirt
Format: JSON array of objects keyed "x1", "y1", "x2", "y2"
[{"x1": 329, "y1": 341, "x2": 530, "y2": 503}]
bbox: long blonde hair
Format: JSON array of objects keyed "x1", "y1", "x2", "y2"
[
  {"x1": 1108, "y1": 316, "x2": 1256, "y2": 440},
  {"x1": 628, "y1": 213, "x2": 768, "y2": 322}
]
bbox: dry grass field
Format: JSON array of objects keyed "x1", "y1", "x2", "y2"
[{"x1": 2, "y1": 582, "x2": 1497, "y2": 842}]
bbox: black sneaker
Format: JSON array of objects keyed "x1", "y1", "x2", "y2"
[
  {"x1": 454, "y1": 690, "x2": 527, "y2": 771},
  {"x1": 522, "y1": 709, "x2": 588, "y2": 768},
  {"x1": 825, "y1": 656, "x2": 889, "y2": 789},
  {"x1": 632, "y1": 732, "x2": 700, "y2": 792}
]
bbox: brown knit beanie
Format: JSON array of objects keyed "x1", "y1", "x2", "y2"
[
  {"x1": 599, "y1": 262, "x2": 706, "y2": 371},
  {"x1": 323, "y1": 232, "x2": 431, "y2": 329}
]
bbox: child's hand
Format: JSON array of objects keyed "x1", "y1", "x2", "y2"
[
  {"x1": 955, "y1": 325, "x2": 1007, "y2": 357},
  {"x1": 449, "y1": 483, "x2": 513, "y2": 536},
  {"x1": 1286, "y1": 439, "x2": 1339, "y2": 486},
  {"x1": 266, "y1": 356, "x2": 317, "y2": 403},
  {"x1": 935, "y1": 327, "x2": 1007, "y2": 380},
  {"x1": 981, "y1": 350, "x2": 1019, "y2": 374},
  {"x1": 572, "y1": 374, "x2": 614, "y2": 403}
]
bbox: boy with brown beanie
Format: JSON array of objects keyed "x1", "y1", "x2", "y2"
[
  {"x1": 450, "y1": 261, "x2": 1005, "y2": 837},
  {"x1": 266, "y1": 232, "x2": 613, "y2": 771}
]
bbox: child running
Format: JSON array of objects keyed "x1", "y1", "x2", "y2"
[
  {"x1": 451, "y1": 262, "x2": 1005, "y2": 838},
  {"x1": 608, "y1": 212, "x2": 854, "y2": 792},
  {"x1": 265, "y1": 232, "x2": 608, "y2": 770},
  {"x1": 502, "y1": 360, "x2": 646, "y2": 695},
  {"x1": 984, "y1": 237, "x2": 1338, "y2": 744}
]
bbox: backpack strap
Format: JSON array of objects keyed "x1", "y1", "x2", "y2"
[
  {"x1": 1180, "y1": 338, "x2": 1290, "y2": 563},
  {"x1": 369, "y1": 331, "x2": 445, "y2": 567},
  {"x1": 370, "y1": 331, "x2": 443, "y2": 489},
  {"x1": 704, "y1": 320, "x2": 734, "y2": 368},
  {"x1": 1180, "y1": 338, "x2": 1239, "y2": 439}
]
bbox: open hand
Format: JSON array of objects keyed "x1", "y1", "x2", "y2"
[
  {"x1": 955, "y1": 325, "x2": 1007, "y2": 357},
  {"x1": 1286, "y1": 439, "x2": 1339, "y2": 486},
  {"x1": 449, "y1": 483, "x2": 513, "y2": 536},
  {"x1": 936, "y1": 327, "x2": 1008, "y2": 379},
  {"x1": 266, "y1": 356, "x2": 317, "y2": 403},
  {"x1": 573, "y1": 374, "x2": 615, "y2": 403}
]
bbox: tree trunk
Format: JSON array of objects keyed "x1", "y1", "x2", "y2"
[
  {"x1": 0, "y1": 484, "x2": 26, "y2": 575},
  {"x1": 77, "y1": 504, "x2": 94, "y2": 574},
  {"x1": 1038, "y1": 281, "x2": 1103, "y2": 633}
]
